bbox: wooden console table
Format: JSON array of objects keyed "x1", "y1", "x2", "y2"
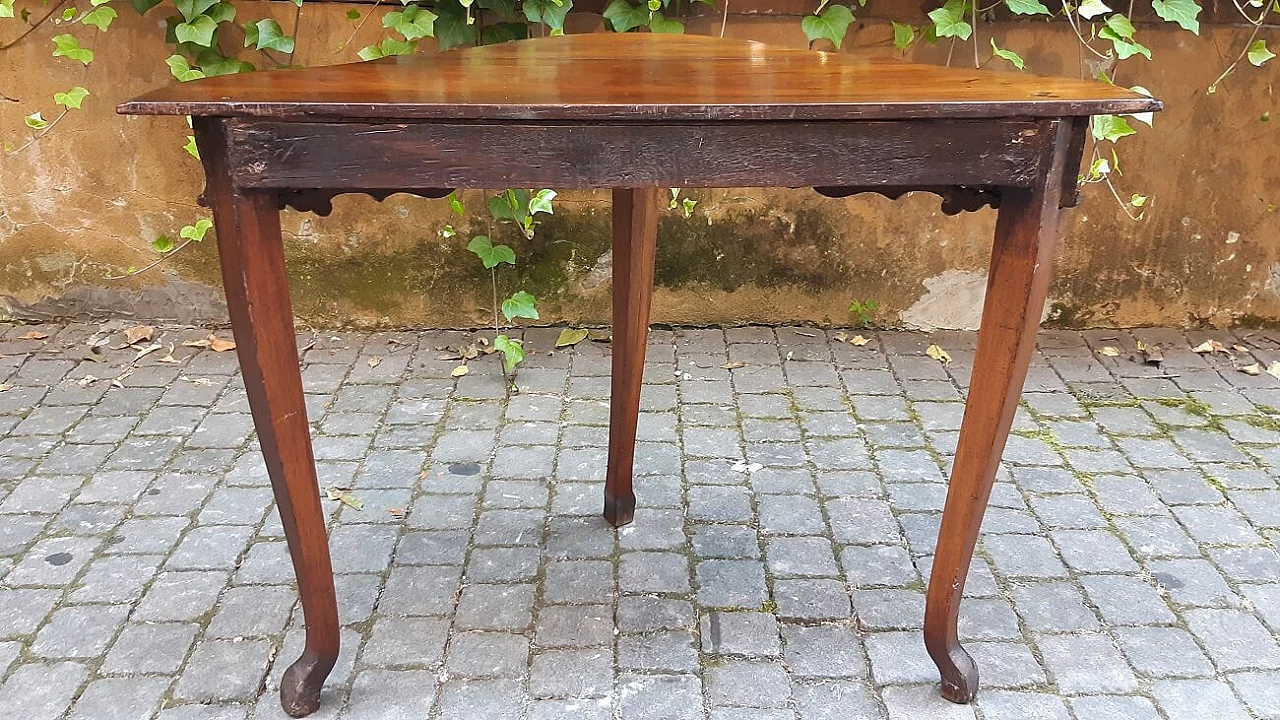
[{"x1": 120, "y1": 33, "x2": 1159, "y2": 717}]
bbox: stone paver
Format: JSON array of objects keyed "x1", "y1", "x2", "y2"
[{"x1": 0, "y1": 323, "x2": 1278, "y2": 717}]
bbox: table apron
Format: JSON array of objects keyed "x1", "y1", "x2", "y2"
[{"x1": 225, "y1": 119, "x2": 1055, "y2": 191}]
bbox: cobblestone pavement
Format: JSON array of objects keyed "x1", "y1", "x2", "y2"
[{"x1": 2, "y1": 322, "x2": 1280, "y2": 720}]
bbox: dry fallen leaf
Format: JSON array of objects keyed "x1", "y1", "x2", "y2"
[
  {"x1": 1268, "y1": 362, "x2": 1280, "y2": 382},
  {"x1": 1136, "y1": 340, "x2": 1164, "y2": 366},
  {"x1": 1192, "y1": 339, "x2": 1229, "y2": 356},
  {"x1": 587, "y1": 330, "x2": 612, "y2": 343},
  {"x1": 123, "y1": 325, "x2": 155, "y2": 345},
  {"x1": 209, "y1": 336, "x2": 236, "y2": 353},
  {"x1": 1234, "y1": 345, "x2": 1250, "y2": 354},
  {"x1": 722, "y1": 361, "x2": 746, "y2": 370},
  {"x1": 925, "y1": 345, "x2": 952, "y2": 365},
  {"x1": 134, "y1": 343, "x2": 163, "y2": 362},
  {"x1": 388, "y1": 507, "x2": 407, "y2": 519},
  {"x1": 1098, "y1": 346, "x2": 1122, "y2": 357},
  {"x1": 849, "y1": 335, "x2": 870, "y2": 347},
  {"x1": 17, "y1": 331, "x2": 48, "y2": 340},
  {"x1": 367, "y1": 356, "x2": 382, "y2": 369},
  {"x1": 556, "y1": 329, "x2": 589, "y2": 348},
  {"x1": 1239, "y1": 362, "x2": 1264, "y2": 376},
  {"x1": 451, "y1": 365, "x2": 470, "y2": 378},
  {"x1": 784, "y1": 351, "x2": 794, "y2": 362},
  {"x1": 157, "y1": 344, "x2": 181, "y2": 364},
  {"x1": 323, "y1": 485, "x2": 364, "y2": 510},
  {"x1": 833, "y1": 331, "x2": 849, "y2": 343},
  {"x1": 75, "y1": 375, "x2": 99, "y2": 387},
  {"x1": 0, "y1": 383, "x2": 12, "y2": 392}
]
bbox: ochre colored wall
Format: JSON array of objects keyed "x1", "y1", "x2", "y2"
[{"x1": 1, "y1": 3, "x2": 1277, "y2": 329}]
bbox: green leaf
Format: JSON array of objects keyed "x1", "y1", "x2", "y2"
[
  {"x1": 434, "y1": 2, "x2": 476, "y2": 49},
  {"x1": 175, "y1": 15, "x2": 218, "y2": 47},
  {"x1": 481, "y1": 21, "x2": 528, "y2": 44},
  {"x1": 501, "y1": 290, "x2": 539, "y2": 322},
  {"x1": 1151, "y1": 0, "x2": 1200, "y2": 34},
  {"x1": 523, "y1": 0, "x2": 572, "y2": 32},
  {"x1": 1091, "y1": 114, "x2": 1138, "y2": 142},
  {"x1": 528, "y1": 189, "x2": 556, "y2": 216},
  {"x1": 928, "y1": 0, "x2": 971, "y2": 41},
  {"x1": 243, "y1": 18, "x2": 295, "y2": 52},
  {"x1": 24, "y1": 112, "x2": 48, "y2": 130},
  {"x1": 196, "y1": 49, "x2": 254, "y2": 75},
  {"x1": 556, "y1": 328, "x2": 589, "y2": 347},
  {"x1": 989, "y1": 39, "x2": 1025, "y2": 69},
  {"x1": 488, "y1": 189, "x2": 530, "y2": 222},
  {"x1": 152, "y1": 236, "x2": 175, "y2": 253},
  {"x1": 357, "y1": 37, "x2": 416, "y2": 60},
  {"x1": 183, "y1": 136, "x2": 200, "y2": 159},
  {"x1": 466, "y1": 235, "x2": 517, "y2": 269},
  {"x1": 173, "y1": 0, "x2": 217, "y2": 22},
  {"x1": 346, "y1": 9, "x2": 361, "y2": 19},
  {"x1": 891, "y1": 21, "x2": 915, "y2": 50},
  {"x1": 603, "y1": 0, "x2": 649, "y2": 31},
  {"x1": 61, "y1": 7, "x2": 76, "y2": 20},
  {"x1": 1077, "y1": 0, "x2": 1111, "y2": 18},
  {"x1": 801, "y1": 4, "x2": 855, "y2": 48},
  {"x1": 54, "y1": 86, "x2": 90, "y2": 110},
  {"x1": 0, "y1": 0, "x2": 13, "y2": 18},
  {"x1": 1098, "y1": 14, "x2": 1151, "y2": 60},
  {"x1": 448, "y1": 191, "x2": 465, "y2": 215},
  {"x1": 648, "y1": 12, "x2": 683, "y2": 33},
  {"x1": 477, "y1": 0, "x2": 520, "y2": 22},
  {"x1": 181, "y1": 218, "x2": 213, "y2": 241},
  {"x1": 1003, "y1": 0, "x2": 1050, "y2": 14},
  {"x1": 51, "y1": 34, "x2": 95, "y2": 65},
  {"x1": 1248, "y1": 39, "x2": 1276, "y2": 67},
  {"x1": 384, "y1": 4, "x2": 437, "y2": 40},
  {"x1": 1129, "y1": 194, "x2": 1147, "y2": 207},
  {"x1": 205, "y1": 2, "x2": 235, "y2": 23},
  {"x1": 1124, "y1": 85, "x2": 1154, "y2": 126},
  {"x1": 166, "y1": 54, "x2": 206, "y2": 81},
  {"x1": 129, "y1": 0, "x2": 163, "y2": 15},
  {"x1": 80, "y1": 6, "x2": 118, "y2": 30},
  {"x1": 493, "y1": 334, "x2": 525, "y2": 372}
]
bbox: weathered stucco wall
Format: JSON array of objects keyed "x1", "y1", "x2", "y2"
[{"x1": 1, "y1": 3, "x2": 1278, "y2": 329}]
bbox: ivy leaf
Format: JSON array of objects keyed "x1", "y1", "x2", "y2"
[
  {"x1": 243, "y1": 18, "x2": 296, "y2": 52},
  {"x1": 989, "y1": 39, "x2": 1025, "y2": 70},
  {"x1": 928, "y1": 0, "x2": 972, "y2": 41},
  {"x1": 346, "y1": 9, "x2": 361, "y2": 19},
  {"x1": 1248, "y1": 39, "x2": 1276, "y2": 67},
  {"x1": 501, "y1": 290, "x2": 539, "y2": 322},
  {"x1": 80, "y1": 6, "x2": 118, "y2": 31},
  {"x1": 801, "y1": 4, "x2": 855, "y2": 49},
  {"x1": 196, "y1": 49, "x2": 254, "y2": 75},
  {"x1": 648, "y1": 12, "x2": 684, "y2": 33},
  {"x1": 493, "y1": 334, "x2": 525, "y2": 372},
  {"x1": 24, "y1": 112, "x2": 48, "y2": 130},
  {"x1": 166, "y1": 54, "x2": 206, "y2": 81},
  {"x1": 448, "y1": 192, "x2": 465, "y2": 215},
  {"x1": 357, "y1": 37, "x2": 416, "y2": 60},
  {"x1": 383, "y1": 4, "x2": 437, "y2": 41},
  {"x1": 173, "y1": 0, "x2": 218, "y2": 22},
  {"x1": 0, "y1": 0, "x2": 13, "y2": 18},
  {"x1": 1151, "y1": 0, "x2": 1201, "y2": 34},
  {"x1": 52, "y1": 34, "x2": 95, "y2": 65},
  {"x1": 1091, "y1": 114, "x2": 1137, "y2": 142},
  {"x1": 488, "y1": 189, "x2": 530, "y2": 222},
  {"x1": 523, "y1": 0, "x2": 572, "y2": 33},
  {"x1": 183, "y1": 136, "x2": 200, "y2": 159},
  {"x1": 54, "y1": 86, "x2": 90, "y2": 110},
  {"x1": 205, "y1": 2, "x2": 235, "y2": 23},
  {"x1": 129, "y1": 0, "x2": 164, "y2": 15},
  {"x1": 477, "y1": 0, "x2": 520, "y2": 22},
  {"x1": 433, "y1": 6, "x2": 477, "y2": 49},
  {"x1": 1130, "y1": 194, "x2": 1147, "y2": 207},
  {"x1": 481, "y1": 21, "x2": 528, "y2": 44},
  {"x1": 1123, "y1": 85, "x2": 1154, "y2": 126},
  {"x1": 1077, "y1": 0, "x2": 1111, "y2": 18},
  {"x1": 175, "y1": 15, "x2": 218, "y2": 47},
  {"x1": 1003, "y1": 0, "x2": 1050, "y2": 15},
  {"x1": 528, "y1": 189, "x2": 556, "y2": 215},
  {"x1": 1098, "y1": 14, "x2": 1151, "y2": 60},
  {"x1": 891, "y1": 21, "x2": 915, "y2": 50},
  {"x1": 603, "y1": 0, "x2": 649, "y2": 32},
  {"x1": 466, "y1": 235, "x2": 516, "y2": 269},
  {"x1": 152, "y1": 236, "x2": 175, "y2": 253},
  {"x1": 180, "y1": 218, "x2": 213, "y2": 241}
]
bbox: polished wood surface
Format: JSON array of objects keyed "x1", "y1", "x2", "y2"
[
  {"x1": 604, "y1": 188, "x2": 660, "y2": 527},
  {"x1": 120, "y1": 33, "x2": 1161, "y2": 716},
  {"x1": 924, "y1": 117, "x2": 1069, "y2": 703},
  {"x1": 193, "y1": 117, "x2": 339, "y2": 717},
  {"x1": 119, "y1": 33, "x2": 1158, "y2": 121}
]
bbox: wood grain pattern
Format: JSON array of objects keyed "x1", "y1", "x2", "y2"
[
  {"x1": 922, "y1": 118, "x2": 1070, "y2": 703},
  {"x1": 119, "y1": 34, "x2": 1159, "y2": 122},
  {"x1": 604, "y1": 188, "x2": 660, "y2": 527},
  {"x1": 193, "y1": 117, "x2": 340, "y2": 718},
  {"x1": 227, "y1": 120, "x2": 1049, "y2": 190}
]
